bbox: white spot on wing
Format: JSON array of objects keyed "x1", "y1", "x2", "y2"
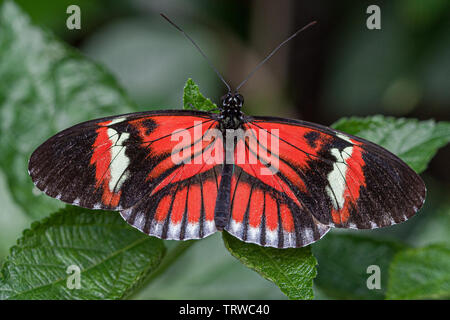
[
  {"x1": 229, "y1": 220, "x2": 243, "y2": 236},
  {"x1": 247, "y1": 226, "x2": 261, "y2": 243},
  {"x1": 283, "y1": 231, "x2": 296, "y2": 247},
  {"x1": 150, "y1": 221, "x2": 164, "y2": 237},
  {"x1": 326, "y1": 146, "x2": 353, "y2": 210},
  {"x1": 108, "y1": 117, "x2": 127, "y2": 126},
  {"x1": 120, "y1": 209, "x2": 130, "y2": 220},
  {"x1": 265, "y1": 228, "x2": 278, "y2": 247},
  {"x1": 303, "y1": 228, "x2": 314, "y2": 244},
  {"x1": 185, "y1": 222, "x2": 200, "y2": 239},
  {"x1": 167, "y1": 222, "x2": 181, "y2": 240},
  {"x1": 134, "y1": 213, "x2": 145, "y2": 230},
  {"x1": 107, "y1": 129, "x2": 130, "y2": 192},
  {"x1": 316, "y1": 223, "x2": 330, "y2": 238},
  {"x1": 203, "y1": 220, "x2": 217, "y2": 236},
  {"x1": 336, "y1": 132, "x2": 353, "y2": 144}
]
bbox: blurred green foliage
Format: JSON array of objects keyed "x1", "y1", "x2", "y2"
[
  {"x1": 223, "y1": 232, "x2": 317, "y2": 300},
  {"x1": 323, "y1": 0, "x2": 450, "y2": 118},
  {"x1": 387, "y1": 243, "x2": 450, "y2": 299},
  {"x1": 313, "y1": 233, "x2": 405, "y2": 299},
  {"x1": 0, "y1": 1, "x2": 136, "y2": 220},
  {"x1": 0, "y1": 207, "x2": 166, "y2": 300}
]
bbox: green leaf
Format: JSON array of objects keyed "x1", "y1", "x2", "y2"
[
  {"x1": 414, "y1": 204, "x2": 450, "y2": 246},
  {"x1": 0, "y1": 1, "x2": 136, "y2": 218},
  {"x1": 332, "y1": 116, "x2": 450, "y2": 173},
  {"x1": 387, "y1": 244, "x2": 450, "y2": 299},
  {"x1": 183, "y1": 78, "x2": 218, "y2": 112},
  {"x1": 222, "y1": 231, "x2": 317, "y2": 300},
  {"x1": 313, "y1": 232, "x2": 405, "y2": 299},
  {"x1": 0, "y1": 206, "x2": 165, "y2": 300},
  {"x1": 136, "y1": 234, "x2": 286, "y2": 299}
]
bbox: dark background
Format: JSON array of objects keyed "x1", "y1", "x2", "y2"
[{"x1": 11, "y1": 0, "x2": 448, "y2": 180}]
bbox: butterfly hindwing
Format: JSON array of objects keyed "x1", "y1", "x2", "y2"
[
  {"x1": 225, "y1": 166, "x2": 330, "y2": 248},
  {"x1": 121, "y1": 166, "x2": 221, "y2": 240}
]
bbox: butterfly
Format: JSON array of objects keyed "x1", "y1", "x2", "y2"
[{"x1": 28, "y1": 16, "x2": 426, "y2": 249}]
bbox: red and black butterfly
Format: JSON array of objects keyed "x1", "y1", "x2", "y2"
[{"x1": 28, "y1": 16, "x2": 426, "y2": 249}]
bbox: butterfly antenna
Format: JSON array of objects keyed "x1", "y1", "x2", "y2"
[
  {"x1": 235, "y1": 20, "x2": 317, "y2": 92},
  {"x1": 161, "y1": 13, "x2": 231, "y2": 92}
]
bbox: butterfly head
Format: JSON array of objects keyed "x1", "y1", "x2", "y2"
[{"x1": 221, "y1": 92, "x2": 244, "y2": 110}]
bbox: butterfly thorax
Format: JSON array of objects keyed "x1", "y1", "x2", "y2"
[{"x1": 218, "y1": 92, "x2": 244, "y2": 130}]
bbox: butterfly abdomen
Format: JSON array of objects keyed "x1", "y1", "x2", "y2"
[{"x1": 214, "y1": 163, "x2": 233, "y2": 230}]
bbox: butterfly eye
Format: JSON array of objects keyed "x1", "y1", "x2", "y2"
[
  {"x1": 221, "y1": 93, "x2": 232, "y2": 106},
  {"x1": 235, "y1": 94, "x2": 244, "y2": 105}
]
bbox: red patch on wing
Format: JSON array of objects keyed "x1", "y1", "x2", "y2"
[
  {"x1": 331, "y1": 143, "x2": 367, "y2": 225},
  {"x1": 231, "y1": 182, "x2": 251, "y2": 223},
  {"x1": 129, "y1": 116, "x2": 216, "y2": 155},
  {"x1": 248, "y1": 189, "x2": 264, "y2": 228},
  {"x1": 202, "y1": 179, "x2": 217, "y2": 221},
  {"x1": 234, "y1": 139, "x2": 302, "y2": 207},
  {"x1": 150, "y1": 160, "x2": 218, "y2": 196},
  {"x1": 90, "y1": 121, "x2": 122, "y2": 207},
  {"x1": 171, "y1": 187, "x2": 187, "y2": 224},
  {"x1": 155, "y1": 194, "x2": 172, "y2": 222},
  {"x1": 280, "y1": 204, "x2": 294, "y2": 232},
  {"x1": 187, "y1": 184, "x2": 201, "y2": 223},
  {"x1": 264, "y1": 193, "x2": 278, "y2": 231},
  {"x1": 247, "y1": 122, "x2": 331, "y2": 169},
  {"x1": 91, "y1": 121, "x2": 112, "y2": 187},
  {"x1": 146, "y1": 128, "x2": 223, "y2": 197},
  {"x1": 243, "y1": 126, "x2": 307, "y2": 193}
]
